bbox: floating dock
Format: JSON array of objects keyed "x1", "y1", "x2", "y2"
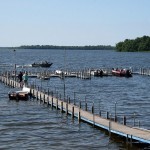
[{"x1": 0, "y1": 75, "x2": 150, "y2": 147}]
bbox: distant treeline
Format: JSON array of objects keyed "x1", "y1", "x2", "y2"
[
  {"x1": 116, "y1": 35, "x2": 150, "y2": 52},
  {"x1": 18, "y1": 45, "x2": 115, "y2": 50}
]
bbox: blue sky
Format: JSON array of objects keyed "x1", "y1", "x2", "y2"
[{"x1": 0, "y1": 0, "x2": 150, "y2": 47}]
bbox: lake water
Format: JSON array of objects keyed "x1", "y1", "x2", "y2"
[{"x1": 0, "y1": 49, "x2": 150, "y2": 149}]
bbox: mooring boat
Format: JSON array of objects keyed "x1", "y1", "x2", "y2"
[
  {"x1": 8, "y1": 87, "x2": 30, "y2": 100},
  {"x1": 112, "y1": 68, "x2": 132, "y2": 77},
  {"x1": 8, "y1": 90, "x2": 29, "y2": 100},
  {"x1": 32, "y1": 61, "x2": 53, "y2": 67}
]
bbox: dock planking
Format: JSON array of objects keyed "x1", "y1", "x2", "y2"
[
  {"x1": 31, "y1": 87, "x2": 150, "y2": 145},
  {"x1": 0, "y1": 75, "x2": 150, "y2": 146}
]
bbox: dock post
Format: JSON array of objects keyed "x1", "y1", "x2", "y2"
[
  {"x1": 130, "y1": 135, "x2": 133, "y2": 147},
  {"x1": 51, "y1": 91, "x2": 53, "y2": 106},
  {"x1": 68, "y1": 97, "x2": 70, "y2": 104},
  {"x1": 36, "y1": 91, "x2": 38, "y2": 100},
  {"x1": 48, "y1": 88, "x2": 49, "y2": 96},
  {"x1": 14, "y1": 80, "x2": 16, "y2": 87},
  {"x1": 40, "y1": 93, "x2": 42, "y2": 101},
  {"x1": 6, "y1": 78, "x2": 8, "y2": 85},
  {"x1": 13, "y1": 80, "x2": 15, "y2": 87},
  {"x1": 56, "y1": 91, "x2": 58, "y2": 109},
  {"x1": 43, "y1": 94, "x2": 45, "y2": 103},
  {"x1": 8, "y1": 78, "x2": 10, "y2": 86},
  {"x1": 106, "y1": 112, "x2": 109, "y2": 119},
  {"x1": 29, "y1": 88, "x2": 32, "y2": 100},
  {"x1": 61, "y1": 101, "x2": 63, "y2": 112},
  {"x1": 47, "y1": 96, "x2": 49, "y2": 105},
  {"x1": 114, "y1": 101, "x2": 117, "y2": 122},
  {"x1": 99, "y1": 111, "x2": 101, "y2": 116},
  {"x1": 13, "y1": 80, "x2": 15, "y2": 88},
  {"x1": 72, "y1": 106, "x2": 74, "y2": 119},
  {"x1": 6, "y1": 77, "x2": 8, "y2": 86},
  {"x1": 133, "y1": 113, "x2": 136, "y2": 126},
  {"x1": 56, "y1": 98, "x2": 58, "y2": 109},
  {"x1": 79, "y1": 101, "x2": 81, "y2": 108},
  {"x1": 78, "y1": 109, "x2": 81, "y2": 123},
  {"x1": 51, "y1": 97, "x2": 53, "y2": 107},
  {"x1": 37, "y1": 87, "x2": 39, "y2": 100},
  {"x1": 3, "y1": 77, "x2": 5, "y2": 85},
  {"x1": 92, "y1": 103, "x2": 94, "y2": 114},
  {"x1": 123, "y1": 116, "x2": 126, "y2": 125},
  {"x1": 126, "y1": 134, "x2": 129, "y2": 144},
  {"x1": 10, "y1": 80, "x2": 11, "y2": 87},
  {"x1": 109, "y1": 120, "x2": 111, "y2": 137},
  {"x1": 67, "y1": 95, "x2": 68, "y2": 103},
  {"x1": 138, "y1": 120, "x2": 140, "y2": 128},
  {"x1": 114, "y1": 116, "x2": 117, "y2": 122},
  {"x1": 33, "y1": 89, "x2": 35, "y2": 97},
  {"x1": 11, "y1": 80, "x2": 13, "y2": 88},
  {"x1": 66, "y1": 103, "x2": 68, "y2": 115},
  {"x1": 74, "y1": 92, "x2": 76, "y2": 105},
  {"x1": 85, "y1": 102, "x2": 87, "y2": 111},
  {"x1": 85, "y1": 96, "x2": 87, "y2": 111},
  {"x1": 13, "y1": 81, "x2": 14, "y2": 88},
  {"x1": 10, "y1": 80, "x2": 12, "y2": 88},
  {"x1": 44, "y1": 89, "x2": 46, "y2": 100},
  {"x1": 92, "y1": 102, "x2": 95, "y2": 127}
]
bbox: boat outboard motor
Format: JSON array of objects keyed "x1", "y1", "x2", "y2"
[
  {"x1": 126, "y1": 70, "x2": 132, "y2": 77},
  {"x1": 100, "y1": 70, "x2": 103, "y2": 77}
]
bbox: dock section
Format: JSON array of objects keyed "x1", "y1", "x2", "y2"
[{"x1": 0, "y1": 75, "x2": 150, "y2": 146}]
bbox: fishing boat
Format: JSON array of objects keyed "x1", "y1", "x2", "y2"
[
  {"x1": 8, "y1": 90, "x2": 29, "y2": 100},
  {"x1": 32, "y1": 61, "x2": 53, "y2": 67},
  {"x1": 112, "y1": 68, "x2": 132, "y2": 77},
  {"x1": 8, "y1": 87, "x2": 30, "y2": 100}
]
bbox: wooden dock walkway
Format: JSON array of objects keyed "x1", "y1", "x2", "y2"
[
  {"x1": 31, "y1": 88, "x2": 150, "y2": 145},
  {"x1": 0, "y1": 75, "x2": 150, "y2": 146},
  {"x1": 1, "y1": 67, "x2": 150, "y2": 81}
]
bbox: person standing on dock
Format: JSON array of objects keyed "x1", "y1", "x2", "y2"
[
  {"x1": 23, "y1": 72, "x2": 28, "y2": 87},
  {"x1": 18, "y1": 71, "x2": 23, "y2": 87}
]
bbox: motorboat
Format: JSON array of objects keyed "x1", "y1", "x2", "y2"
[
  {"x1": 32, "y1": 61, "x2": 53, "y2": 67},
  {"x1": 91, "y1": 69, "x2": 110, "y2": 77},
  {"x1": 112, "y1": 68, "x2": 132, "y2": 77},
  {"x1": 8, "y1": 90, "x2": 29, "y2": 100},
  {"x1": 92, "y1": 69, "x2": 104, "y2": 77},
  {"x1": 8, "y1": 87, "x2": 31, "y2": 100}
]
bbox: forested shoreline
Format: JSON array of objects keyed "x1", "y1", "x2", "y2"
[
  {"x1": 1, "y1": 36, "x2": 150, "y2": 52},
  {"x1": 17, "y1": 45, "x2": 115, "y2": 50},
  {"x1": 116, "y1": 35, "x2": 150, "y2": 52}
]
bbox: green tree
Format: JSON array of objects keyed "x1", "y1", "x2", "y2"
[{"x1": 116, "y1": 36, "x2": 150, "y2": 52}]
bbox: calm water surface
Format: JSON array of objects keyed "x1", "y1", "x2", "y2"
[{"x1": 0, "y1": 49, "x2": 150, "y2": 149}]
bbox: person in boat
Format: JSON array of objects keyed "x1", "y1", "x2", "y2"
[{"x1": 23, "y1": 72, "x2": 28, "y2": 87}]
